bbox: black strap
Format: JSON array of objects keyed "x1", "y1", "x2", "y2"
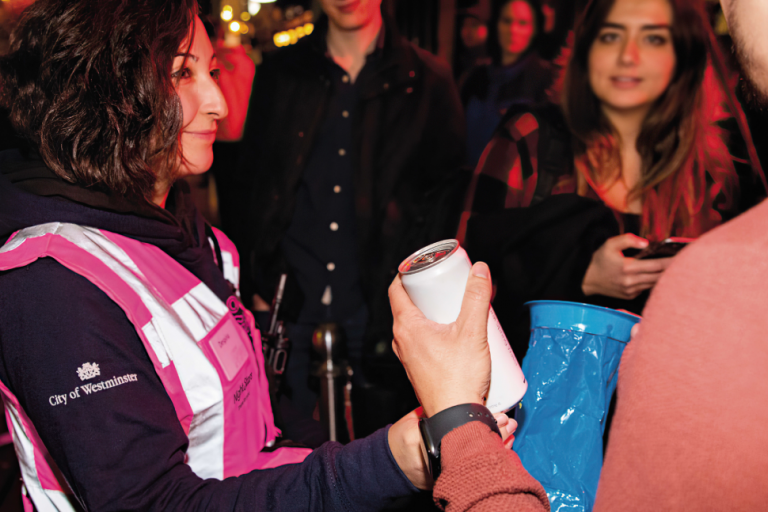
[
  {"x1": 496, "y1": 103, "x2": 573, "y2": 207},
  {"x1": 425, "y1": 403, "x2": 501, "y2": 453},
  {"x1": 205, "y1": 223, "x2": 225, "y2": 276},
  {"x1": 420, "y1": 403, "x2": 501, "y2": 480}
]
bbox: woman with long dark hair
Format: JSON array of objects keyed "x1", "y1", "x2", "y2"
[
  {"x1": 460, "y1": 0, "x2": 554, "y2": 166},
  {"x1": 0, "y1": 0, "x2": 444, "y2": 509},
  {"x1": 459, "y1": 0, "x2": 761, "y2": 360}
]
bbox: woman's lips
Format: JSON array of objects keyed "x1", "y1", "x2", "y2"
[
  {"x1": 337, "y1": 0, "x2": 360, "y2": 14},
  {"x1": 184, "y1": 130, "x2": 217, "y2": 141},
  {"x1": 610, "y1": 76, "x2": 642, "y2": 89}
]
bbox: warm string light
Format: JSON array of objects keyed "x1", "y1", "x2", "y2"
[
  {"x1": 247, "y1": 0, "x2": 261, "y2": 16},
  {"x1": 221, "y1": 5, "x2": 233, "y2": 21},
  {"x1": 273, "y1": 23, "x2": 314, "y2": 48}
]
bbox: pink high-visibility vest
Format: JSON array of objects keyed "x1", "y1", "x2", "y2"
[{"x1": 0, "y1": 222, "x2": 310, "y2": 511}]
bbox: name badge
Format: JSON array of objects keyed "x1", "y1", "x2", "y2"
[{"x1": 209, "y1": 316, "x2": 249, "y2": 381}]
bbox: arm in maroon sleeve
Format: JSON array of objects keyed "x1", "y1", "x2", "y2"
[{"x1": 434, "y1": 421, "x2": 550, "y2": 512}]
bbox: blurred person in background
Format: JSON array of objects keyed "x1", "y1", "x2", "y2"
[
  {"x1": 220, "y1": 0, "x2": 465, "y2": 447},
  {"x1": 458, "y1": 0, "x2": 762, "y2": 363},
  {"x1": 460, "y1": 0, "x2": 553, "y2": 167},
  {"x1": 454, "y1": 11, "x2": 490, "y2": 80}
]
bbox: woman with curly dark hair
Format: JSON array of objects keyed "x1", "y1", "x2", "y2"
[
  {"x1": 459, "y1": 0, "x2": 763, "y2": 361},
  {"x1": 0, "y1": 0, "x2": 436, "y2": 509}
]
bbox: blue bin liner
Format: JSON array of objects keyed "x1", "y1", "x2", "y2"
[{"x1": 513, "y1": 301, "x2": 640, "y2": 512}]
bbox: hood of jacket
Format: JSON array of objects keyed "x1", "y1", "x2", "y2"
[{"x1": 0, "y1": 149, "x2": 232, "y2": 302}]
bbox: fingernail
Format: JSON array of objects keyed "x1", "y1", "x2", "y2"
[{"x1": 472, "y1": 263, "x2": 489, "y2": 280}]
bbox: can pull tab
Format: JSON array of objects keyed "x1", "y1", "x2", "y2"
[{"x1": 413, "y1": 250, "x2": 447, "y2": 266}]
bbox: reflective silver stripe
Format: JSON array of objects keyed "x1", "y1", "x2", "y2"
[
  {"x1": 221, "y1": 251, "x2": 237, "y2": 293},
  {"x1": 4, "y1": 398, "x2": 78, "y2": 511}
]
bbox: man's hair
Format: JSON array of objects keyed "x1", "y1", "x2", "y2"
[
  {"x1": 561, "y1": 0, "x2": 737, "y2": 239},
  {"x1": 0, "y1": 0, "x2": 198, "y2": 200}
]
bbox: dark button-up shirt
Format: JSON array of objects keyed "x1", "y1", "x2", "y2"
[{"x1": 282, "y1": 44, "x2": 383, "y2": 324}]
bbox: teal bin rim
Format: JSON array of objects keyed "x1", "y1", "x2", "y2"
[{"x1": 525, "y1": 300, "x2": 641, "y2": 343}]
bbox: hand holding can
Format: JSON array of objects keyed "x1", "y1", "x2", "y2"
[
  {"x1": 397, "y1": 240, "x2": 527, "y2": 414},
  {"x1": 390, "y1": 261, "x2": 493, "y2": 417}
]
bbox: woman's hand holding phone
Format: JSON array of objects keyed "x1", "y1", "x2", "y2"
[{"x1": 582, "y1": 234, "x2": 674, "y2": 300}]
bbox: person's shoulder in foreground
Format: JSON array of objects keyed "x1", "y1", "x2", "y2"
[{"x1": 595, "y1": 199, "x2": 768, "y2": 510}]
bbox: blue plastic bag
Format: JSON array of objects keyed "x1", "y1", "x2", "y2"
[{"x1": 513, "y1": 301, "x2": 640, "y2": 512}]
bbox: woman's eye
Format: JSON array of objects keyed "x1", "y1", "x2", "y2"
[
  {"x1": 172, "y1": 67, "x2": 191, "y2": 80},
  {"x1": 210, "y1": 69, "x2": 221, "y2": 81},
  {"x1": 645, "y1": 34, "x2": 668, "y2": 46},
  {"x1": 598, "y1": 32, "x2": 619, "y2": 44}
]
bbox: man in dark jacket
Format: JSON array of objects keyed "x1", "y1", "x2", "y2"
[{"x1": 225, "y1": 0, "x2": 465, "y2": 444}]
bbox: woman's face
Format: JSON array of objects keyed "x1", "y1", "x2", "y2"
[
  {"x1": 172, "y1": 17, "x2": 227, "y2": 178},
  {"x1": 497, "y1": 1, "x2": 536, "y2": 59},
  {"x1": 461, "y1": 17, "x2": 488, "y2": 49},
  {"x1": 588, "y1": 0, "x2": 676, "y2": 116}
]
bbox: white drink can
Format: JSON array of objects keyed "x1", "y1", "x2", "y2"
[{"x1": 398, "y1": 239, "x2": 527, "y2": 413}]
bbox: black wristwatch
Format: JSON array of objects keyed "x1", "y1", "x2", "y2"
[{"x1": 419, "y1": 403, "x2": 502, "y2": 480}]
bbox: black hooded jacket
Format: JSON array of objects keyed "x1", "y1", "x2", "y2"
[{"x1": 0, "y1": 149, "x2": 416, "y2": 511}]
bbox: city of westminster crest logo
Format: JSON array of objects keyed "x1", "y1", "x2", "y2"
[{"x1": 76, "y1": 362, "x2": 101, "y2": 381}]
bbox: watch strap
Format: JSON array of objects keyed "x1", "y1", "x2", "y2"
[{"x1": 420, "y1": 403, "x2": 502, "y2": 480}]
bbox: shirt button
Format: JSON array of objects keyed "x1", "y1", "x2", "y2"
[
  {"x1": 333, "y1": 185, "x2": 341, "y2": 193},
  {"x1": 338, "y1": 148, "x2": 346, "y2": 156},
  {"x1": 327, "y1": 262, "x2": 336, "y2": 271},
  {"x1": 342, "y1": 110, "x2": 349, "y2": 118},
  {"x1": 342, "y1": 75, "x2": 350, "y2": 83},
  {"x1": 330, "y1": 222, "x2": 339, "y2": 231}
]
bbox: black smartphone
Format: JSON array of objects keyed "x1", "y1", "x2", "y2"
[{"x1": 631, "y1": 237, "x2": 695, "y2": 259}]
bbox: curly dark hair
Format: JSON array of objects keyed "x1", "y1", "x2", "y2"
[{"x1": 0, "y1": 0, "x2": 198, "y2": 200}]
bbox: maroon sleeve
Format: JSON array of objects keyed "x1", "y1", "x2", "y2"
[{"x1": 434, "y1": 421, "x2": 550, "y2": 512}]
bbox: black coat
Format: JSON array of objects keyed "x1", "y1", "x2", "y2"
[{"x1": 227, "y1": 20, "x2": 466, "y2": 361}]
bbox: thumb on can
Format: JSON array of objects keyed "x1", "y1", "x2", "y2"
[{"x1": 455, "y1": 262, "x2": 492, "y2": 338}]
